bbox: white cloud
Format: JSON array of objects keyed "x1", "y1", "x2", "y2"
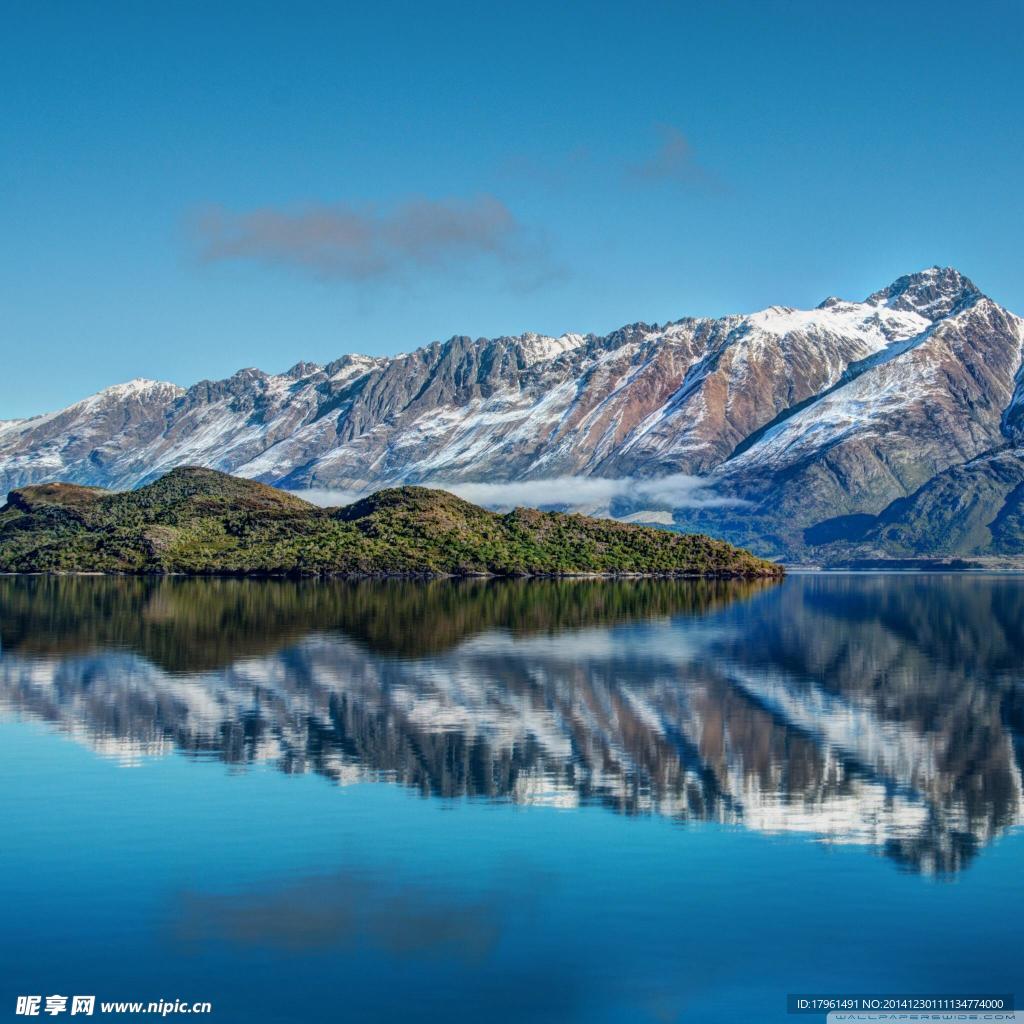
[
  {"x1": 294, "y1": 488, "x2": 364, "y2": 508},
  {"x1": 294, "y1": 474, "x2": 745, "y2": 514}
]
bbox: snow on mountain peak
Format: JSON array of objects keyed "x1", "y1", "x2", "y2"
[
  {"x1": 87, "y1": 379, "x2": 185, "y2": 404},
  {"x1": 103, "y1": 378, "x2": 178, "y2": 393},
  {"x1": 746, "y1": 300, "x2": 928, "y2": 343},
  {"x1": 865, "y1": 266, "x2": 981, "y2": 321},
  {"x1": 515, "y1": 331, "x2": 587, "y2": 365}
]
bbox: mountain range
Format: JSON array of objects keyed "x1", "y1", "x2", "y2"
[{"x1": 3, "y1": 266, "x2": 1022, "y2": 561}]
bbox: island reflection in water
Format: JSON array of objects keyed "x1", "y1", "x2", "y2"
[{"x1": 1, "y1": 574, "x2": 1022, "y2": 875}]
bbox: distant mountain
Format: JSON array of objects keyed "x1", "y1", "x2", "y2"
[
  {"x1": 0, "y1": 467, "x2": 780, "y2": 577},
  {"x1": 2, "y1": 267, "x2": 1022, "y2": 560}
]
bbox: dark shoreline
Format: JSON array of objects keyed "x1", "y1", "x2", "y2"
[{"x1": 0, "y1": 568, "x2": 784, "y2": 580}]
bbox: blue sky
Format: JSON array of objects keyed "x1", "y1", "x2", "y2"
[{"x1": 2, "y1": 0, "x2": 1022, "y2": 418}]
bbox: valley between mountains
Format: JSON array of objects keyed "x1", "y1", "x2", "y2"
[{"x1": 2, "y1": 266, "x2": 1023, "y2": 562}]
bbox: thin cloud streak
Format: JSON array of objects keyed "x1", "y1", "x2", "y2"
[
  {"x1": 297, "y1": 487, "x2": 364, "y2": 508},
  {"x1": 189, "y1": 195, "x2": 557, "y2": 287},
  {"x1": 296, "y1": 474, "x2": 746, "y2": 513},
  {"x1": 437, "y1": 475, "x2": 745, "y2": 511}
]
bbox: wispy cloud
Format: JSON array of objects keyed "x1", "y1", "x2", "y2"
[
  {"x1": 189, "y1": 195, "x2": 558, "y2": 287},
  {"x1": 627, "y1": 125, "x2": 720, "y2": 190},
  {"x1": 436, "y1": 474, "x2": 744, "y2": 511},
  {"x1": 297, "y1": 474, "x2": 745, "y2": 514},
  {"x1": 296, "y1": 487, "x2": 364, "y2": 508}
]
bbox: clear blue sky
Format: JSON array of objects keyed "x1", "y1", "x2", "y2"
[{"x1": 3, "y1": 0, "x2": 1022, "y2": 418}]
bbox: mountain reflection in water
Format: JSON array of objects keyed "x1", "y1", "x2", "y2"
[{"x1": 1, "y1": 574, "x2": 1022, "y2": 875}]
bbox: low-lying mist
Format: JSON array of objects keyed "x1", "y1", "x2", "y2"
[{"x1": 295, "y1": 474, "x2": 745, "y2": 515}]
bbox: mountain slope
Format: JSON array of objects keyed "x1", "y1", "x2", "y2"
[
  {"x1": 3, "y1": 267, "x2": 1023, "y2": 560},
  {"x1": 707, "y1": 286, "x2": 1024, "y2": 542},
  {"x1": 805, "y1": 446, "x2": 1024, "y2": 559},
  {"x1": 0, "y1": 467, "x2": 781, "y2": 577}
]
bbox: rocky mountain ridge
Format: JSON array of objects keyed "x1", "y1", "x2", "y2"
[{"x1": 3, "y1": 267, "x2": 1022, "y2": 559}]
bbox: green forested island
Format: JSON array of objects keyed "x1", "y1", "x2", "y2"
[{"x1": 0, "y1": 467, "x2": 782, "y2": 578}]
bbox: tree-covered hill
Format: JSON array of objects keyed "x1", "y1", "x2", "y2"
[{"x1": 0, "y1": 467, "x2": 782, "y2": 578}]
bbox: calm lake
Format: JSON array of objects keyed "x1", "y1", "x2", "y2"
[{"x1": 0, "y1": 574, "x2": 1022, "y2": 1023}]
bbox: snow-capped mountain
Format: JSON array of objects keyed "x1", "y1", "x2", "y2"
[{"x1": 3, "y1": 266, "x2": 1023, "y2": 558}]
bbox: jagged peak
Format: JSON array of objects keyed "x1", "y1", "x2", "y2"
[
  {"x1": 865, "y1": 266, "x2": 982, "y2": 321},
  {"x1": 284, "y1": 361, "x2": 323, "y2": 380},
  {"x1": 228, "y1": 366, "x2": 270, "y2": 382},
  {"x1": 513, "y1": 331, "x2": 587, "y2": 365}
]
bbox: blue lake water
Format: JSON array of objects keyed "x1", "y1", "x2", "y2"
[{"x1": 0, "y1": 574, "x2": 1022, "y2": 1023}]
